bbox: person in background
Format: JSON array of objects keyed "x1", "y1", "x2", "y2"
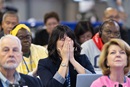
[
  {"x1": 34, "y1": 11, "x2": 60, "y2": 47},
  {"x1": 81, "y1": 19, "x2": 121, "y2": 73},
  {"x1": 106, "y1": 0, "x2": 129, "y2": 27},
  {"x1": 103, "y1": 7, "x2": 120, "y2": 22},
  {"x1": 0, "y1": 0, "x2": 18, "y2": 14},
  {"x1": 37, "y1": 25, "x2": 95, "y2": 87},
  {"x1": 107, "y1": 0, "x2": 130, "y2": 45},
  {"x1": 0, "y1": 35, "x2": 42, "y2": 87},
  {"x1": 91, "y1": 39, "x2": 130, "y2": 87},
  {"x1": 0, "y1": 11, "x2": 19, "y2": 38},
  {"x1": 96, "y1": 7, "x2": 129, "y2": 44},
  {"x1": 10, "y1": 24, "x2": 48, "y2": 77},
  {"x1": 74, "y1": 21, "x2": 94, "y2": 45}
]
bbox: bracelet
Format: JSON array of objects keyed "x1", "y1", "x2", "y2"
[{"x1": 60, "y1": 63, "x2": 67, "y2": 67}]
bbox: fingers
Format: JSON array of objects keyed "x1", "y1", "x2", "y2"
[{"x1": 59, "y1": 36, "x2": 74, "y2": 61}]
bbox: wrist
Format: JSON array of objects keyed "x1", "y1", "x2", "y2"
[
  {"x1": 60, "y1": 63, "x2": 68, "y2": 67},
  {"x1": 70, "y1": 57, "x2": 75, "y2": 62},
  {"x1": 61, "y1": 60, "x2": 69, "y2": 67}
]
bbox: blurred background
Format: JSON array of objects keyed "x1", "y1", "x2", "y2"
[
  {"x1": 1, "y1": 0, "x2": 130, "y2": 41},
  {"x1": 1, "y1": 0, "x2": 107, "y2": 22}
]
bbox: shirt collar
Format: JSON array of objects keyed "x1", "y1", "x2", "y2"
[{"x1": 0, "y1": 71, "x2": 21, "y2": 85}]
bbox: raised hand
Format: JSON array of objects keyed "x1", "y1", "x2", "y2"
[
  {"x1": 69, "y1": 38, "x2": 74, "y2": 61},
  {"x1": 58, "y1": 36, "x2": 70, "y2": 61}
]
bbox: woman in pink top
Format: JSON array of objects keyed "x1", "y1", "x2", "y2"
[{"x1": 91, "y1": 39, "x2": 130, "y2": 87}]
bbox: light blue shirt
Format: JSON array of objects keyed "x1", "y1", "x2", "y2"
[{"x1": 0, "y1": 71, "x2": 21, "y2": 87}]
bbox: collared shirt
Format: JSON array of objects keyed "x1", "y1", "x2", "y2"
[{"x1": 0, "y1": 71, "x2": 21, "y2": 87}]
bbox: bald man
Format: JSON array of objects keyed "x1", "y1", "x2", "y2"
[
  {"x1": 103, "y1": 7, "x2": 120, "y2": 22},
  {"x1": 94, "y1": 7, "x2": 128, "y2": 44}
]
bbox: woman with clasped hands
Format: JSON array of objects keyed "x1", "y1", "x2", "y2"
[
  {"x1": 91, "y1": 39, "x2": 130, "y2": 87},
  {"x1": 37, "y1": 25, "x2": 95, "y2": 87}
]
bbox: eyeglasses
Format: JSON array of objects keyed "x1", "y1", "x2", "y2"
[
  {"x1": 17, "y1": 35, "x2": 32, "y2": 40},
  {"x1": 46, "y1": 22, "x2": 58, "y2": 27},
  {"x1": 103, "y1": 30, "x2": 120, "y2": 37},
  {"x1": 106, "y1": 15, "x2": 119, "y2": 19}
]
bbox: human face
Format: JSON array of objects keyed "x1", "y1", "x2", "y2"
[
  {"x1": 2, "y1": 15, "x2": 19, "y2": 34},
  {"x1": 101, "y1": 22, "x2": 120, "y2": 43},
  {"x1": 16, "y1": 29, "x2": 32, "y2": 53},
  {"x1": 79, "y1": 31, "x2": 92, "y2": 44},
  {"x1": 0, "y1": 38, "x2": 22, "y2": 70},
  {"x1": 46, "y1": 17, "x2": 59, "y2": 35},
  {"x1": 103, "y1": 9, "x2": 120, "y2": 22},
  {"x1": 56, "y1": 34, "x2": 67, "y2": 51},
  {"x1": 107, "y1": 44, "x2": 127, "y2": 69}
]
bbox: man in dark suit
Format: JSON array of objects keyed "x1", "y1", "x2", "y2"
[
  {"x1": 0, "y1": 11, "x2": 19, "y2": 38},
  {"x1": 0, "y1": 35, "x2": 42, "y2": 87}
]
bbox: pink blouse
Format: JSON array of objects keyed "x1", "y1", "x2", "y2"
[{"x1": 91, "y1": 76, "x2": 130, "y2": 87}]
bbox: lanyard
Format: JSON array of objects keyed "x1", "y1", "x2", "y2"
[
  {"x1": 23, "y1": 57, "x2": 30, "y2": 73},
  {"x1": 66, "y1": 70, "x2": 71, "y2": 87},
  {"x1": 23, "y1": 55, "x2": 33, "y2": 73}
]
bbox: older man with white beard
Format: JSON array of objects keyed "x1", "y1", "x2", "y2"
[{"x1": 0, "y1": 35, "x2": 42, "y2": 87}]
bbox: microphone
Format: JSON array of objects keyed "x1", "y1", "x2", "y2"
[
  {"x1": 119, "y1": 84, "x2": 123, "y2": 87},
  {"x1": 9, "y1": 78, "x2": 25, "y2": 87},
  {"x1": 9, "y1": 84, "x2": 20, "y2": 87}
]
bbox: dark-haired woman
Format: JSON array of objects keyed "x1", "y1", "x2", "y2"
[
  {"x1": 37, "y1": 25, "x2": 95, "y2": 87},
  {"x1": 74, "y1": 21, "x2": 94, "y2": 44}
]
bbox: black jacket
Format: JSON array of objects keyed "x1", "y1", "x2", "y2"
[{"x1": 38, "y1": 54, "x2": 95, "y2": 87}]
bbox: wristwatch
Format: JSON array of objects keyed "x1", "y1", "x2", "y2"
[{"x1": 60, "y1": 63, "x2": 67, "y2": 67}]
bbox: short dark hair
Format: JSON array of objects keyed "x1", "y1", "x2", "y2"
[
  {"x1": 74, "y1": 21, "x2": 94, "y2": 44},
  {"x1": 99, "y1": 19, "x2": 120, "y2": 37},
  {"x1": 47, "y1": 25, "x2": 81, "y2": 63},
  {"x1": 44, "y1": 12, "x2": 60, "y2": 24}
]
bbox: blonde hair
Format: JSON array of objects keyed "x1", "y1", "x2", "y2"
[{"x1": 99, "y1": 39, "x2": 130, "y2": 75}]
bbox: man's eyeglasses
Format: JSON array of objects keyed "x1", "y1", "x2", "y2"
[
  {"x1": 106, "y1": 15, "x2": 119, "y2": 19},
  {"x1": 103, "y1": 30, "x2": 120, "y2": 37},
  {"x1": 17, "y1": 35, "x2": 32, "y2": 40}
]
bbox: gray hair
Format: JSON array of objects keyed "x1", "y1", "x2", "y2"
[
  {"x1": 2, "y1": 11, "x2": 19, "y2": 21},
  {"x1": 0, "y1": 34, "x2": 22, "y2": 50}
]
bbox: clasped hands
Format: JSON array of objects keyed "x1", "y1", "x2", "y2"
[{"x1": 58, "y1": 36, "x2": 74, "y2": 62}]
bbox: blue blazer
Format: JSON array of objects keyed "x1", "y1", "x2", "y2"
[
  {"x1": 38, "y1": 54, "x2": 95, "y2": 87},
  {"x1": 0, "y1": 73, "x2": 42, "y2": 87}
]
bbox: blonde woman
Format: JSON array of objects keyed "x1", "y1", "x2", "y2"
[{"x1": 91, "y1": 39, "x2": 130, "y2": 87}]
